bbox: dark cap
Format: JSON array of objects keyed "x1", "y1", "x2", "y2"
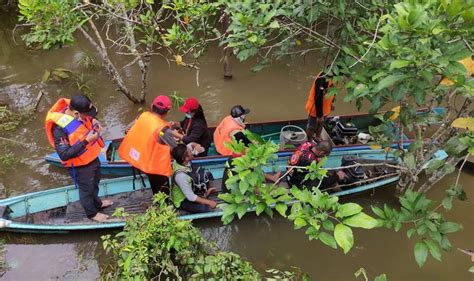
[
  {"x1": 70, "y1": 94, "x2": 98, "y2": 118},
  {"x1": 230, "y1": 105, "x2": 250, "y2": 118}
]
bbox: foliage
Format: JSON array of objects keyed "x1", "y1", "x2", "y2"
[
  {"x1": 355, "y1": 267, "x2": 387, "y2": 281},
  {"x1": 288, "y1": 187, "x2": 378, "y2": 254},
  {"x1": 41, "y1": 68, "x2": 94, "y2": 98},
  {"x1": 102, "y1": 193, "x2": 261, "y2": 280},
  {"x1": 219, "y1": 130, "x2": 292, "y2": 224},
  {"x1": 18, "y1": 0, "x2": 86, "y2": 49},
  {"x1": 0, "y1": 106, "x2": 31, "y2": 133},
  {"x1": 372, "y1": 189, "x2": 464, "y2": 267},
  {"x1": 220, "y1": 132, "x2": 378, "y2": 254}
]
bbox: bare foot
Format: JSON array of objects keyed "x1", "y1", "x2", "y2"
[
  {"x1": 101, "y1": 199, "x2": 113, "y2": 208},
  {"x1": 91, "y1": 212, "x2": 109, "y2": 222}
]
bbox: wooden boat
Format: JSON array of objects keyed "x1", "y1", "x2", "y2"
[
  {"x1": 1, "y1": 149, "x2": 399, "y2": 233},
  {"x1": 44, "y1": 109, "x2": 425, "y2": 176}
]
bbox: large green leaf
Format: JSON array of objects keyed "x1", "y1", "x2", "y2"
[
  {"x1": 334, "y1": 224, "x2": 354, "y2": 254},
  {"x1": 439, "y1": 222, "x2": 463, "y2": 234},
  {"x1": 414, "y1": 241, "x2": 428, "y2": 267},
  {"x1": 374, "y1": 74, "x2": 408, "y2": 91},
  {"x1": 343, "y1": 212, "x2": 379, "y2": 229},
  {"x1": 275, "y1": 203, "x2": 288, "y2": 217},
  {"x1": 389, "y1": 60, "x2": 411, "y2": 70},
  {"x1": 319, "y1": 232, "x2": 337, "y2": 249},
  {"x1": 336, "y1": 203, "x2": 363, "y2": 218}
]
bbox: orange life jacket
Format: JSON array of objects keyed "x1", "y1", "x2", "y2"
[
  {"x1": 45, "y1": 98, "x2": 104, "y2": 167},
  {"x1": 305, "y1": 72, "x2": 334, "y2": 117},
  {"x1": 117, "y1": 112, "x2": 172, "y2": 176},
  {"x1": 213, "y1": 115, "x2": 244, "y2": 156}
]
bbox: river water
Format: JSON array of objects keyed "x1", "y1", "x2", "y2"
[{"x1": 0, "y1": 11, "x2": 473, "y2": 280}]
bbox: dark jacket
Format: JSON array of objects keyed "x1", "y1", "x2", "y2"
[
  {"x1": 52, "y1": 125, "x2": 90, "y2": 161},
  {"x1": 181, "y1": 118, "x2": 211, "y2": 156}
]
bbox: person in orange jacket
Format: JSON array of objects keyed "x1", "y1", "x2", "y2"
[
  {"x1": 118, "y1": 95, "x2": 184, "y2": 195},
  {"x1": 305, "y1": 71, "x2": 334, "y2": 142},
  {"x1": 45, "y1": 94, "x2": 112, "y2": 222}
]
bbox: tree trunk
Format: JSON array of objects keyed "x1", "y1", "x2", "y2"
[
  {"x1": 78, "y1": 24, "x2": 141, "y2": 104},
  {"x1": 221, "y1": 13, "x2": 233, "y2": 79}
]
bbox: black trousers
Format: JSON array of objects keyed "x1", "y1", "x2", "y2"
[
  {"x1": 145, "y1": 173, "x2": 169, "y2": 195},
  {"x1": 68, "y1": 158, "x2": 102, "y2": 218}
]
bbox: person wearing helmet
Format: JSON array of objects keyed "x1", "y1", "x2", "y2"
[{"x1": 213, "y1": 105, "x2": 251, "y2": 157}]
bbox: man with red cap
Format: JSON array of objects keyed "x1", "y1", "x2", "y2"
[
  {"x1": 118, "y1": 95, "x2": 184, "y2": 194},
  {"x1": 179, "y1": 97, "x2": 211, "y2": 157}
]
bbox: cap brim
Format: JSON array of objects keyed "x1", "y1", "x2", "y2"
[
  {"x1": 81, "y1": 105, "x2": 98, "y2": 118},
  {"x1": 243, "y1": 108, "x2": 250, "y2": 115},
  {"x1": 179, "y1": 105, "x2": 189, "y2": 113}
]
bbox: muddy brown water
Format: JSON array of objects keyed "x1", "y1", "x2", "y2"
[{"x1": 0, "y1": 12, "x2": 473, "y2": 280}]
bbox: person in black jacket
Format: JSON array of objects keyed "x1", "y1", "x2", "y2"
[{"x1": 179, "y1": 98, "x2": 211, "y2": 156}]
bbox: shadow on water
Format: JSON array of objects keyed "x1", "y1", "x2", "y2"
[{"x1": 0, "y1": 10, "x2": 473, "y2": 281}]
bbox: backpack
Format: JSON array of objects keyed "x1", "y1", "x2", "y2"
[{"x1": 171, "y1": 165, "x2": 214, "y2": 207}]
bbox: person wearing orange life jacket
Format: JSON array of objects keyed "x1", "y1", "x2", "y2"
[
  {"x1": 213, "y1": 105, "x2": 252, "y2": 157},
  {"x1": 214, "y1": 105, "x2": 281, "y2": 192},
  {"x1": 45, "y1": 94, "x2": 112, "y2": 222},
  {"x1": 118, "y1": 95, "x2": 184, "y2": 195},
  {"x1": 305, "y1": 70, "x2": 334, "y2": 142}
]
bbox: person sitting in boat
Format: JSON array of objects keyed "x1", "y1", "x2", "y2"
[
  {"x1": 214, "y1": 105, "x2": 281, "y2": 191},
  {"x1": 171, "y1": 143, "x2": 218, "y2": 213},
  {"x1": 305, "y1": 70, "x2": 334, "y2": 142},
  {"x1": 45, "y1": 94, "x2": 113, "y2": 222},
  {"x1": 118, "y1": 95, "x2": 184, "y2": 195},
  {"x1": 214, "y1": 104, "x2": 252, "y2": 157},
  {"x1": 178, "y1": 97, "x2": 211, "y2": 157},
  {"x1": 288, "y1": 140, "x2": 346, "y2": 190}
]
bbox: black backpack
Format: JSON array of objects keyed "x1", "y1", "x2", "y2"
[{"x1": 174, "y1": 165, "x2": 214, "y2": 196}]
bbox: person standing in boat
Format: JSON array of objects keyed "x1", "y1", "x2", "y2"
[
  {"x1": 118, "y1": 95, "x2": 184, "y2": 195},
  {"x1": 170, "y1": 144, "x2": 217, "y2": 213},
  {"x1": 178, "y1": 97, "x2": 211, "y2": 157},
  {"x1": 288, "y1": 140, "x2": 346, "y2": 190},
  {"x1": 45, "y1": 94, "x2": 113, "y2": 222},
  {"x1": 305, "y1": 71, "x2": 334, "y2": 142}
]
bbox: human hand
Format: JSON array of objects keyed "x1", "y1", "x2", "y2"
[
  {"x1": 92, "y1": 119, "x2": 102, "y2": 133},
  {"x1": 205, "y1": 187, "x2": 217, "y2": 198},
  {"x1": 336, "y1": 170, "x2": 347, "y2": 181},
  {"x1": 208, "y1": 200, "x2": 217, "y2": 209},
  {"x1": 85, "y1": 130, "x2": 99, "y2": 143}
]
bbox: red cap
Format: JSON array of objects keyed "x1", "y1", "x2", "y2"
[
  {"x1": 179, "y1": 97, "x2": 200, "y2": 113},
  {"x1": 152, "y1": 95, "x2": 172, "y2": 110}
]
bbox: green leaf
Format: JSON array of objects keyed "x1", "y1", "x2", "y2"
[
  {"x1": 389, "y1": 60, "x2": 411, "y2": 70},
  {"x1": 294, "y1": 217, "x2": 307, "y2": 229},
  {"x1": 414, "y1": 241, "x2": 428, "y2": 267},
  {"x1": 336, "y1": 203, "x2": 363, "y2": 218},
  {"x1": 248, "y1": 34, "x2": 258, "y2": 43},
  {"x1": 374, "y1": 74, "x2": 407, "y2": 91},
  {"x1": 236, "y1": 203, "x2": 248, "y2": 219},
  {"x1": 322, "y1": 219, "x2": 334, "y2": 231},
  {"x1": 469, "y1": 266, "x2": 474, "y2": 273},
  {"x1": 425, "y1": 239, "x2": 442, "y2": 262},
  {"x1": 256, "y1": 202, "x2": 266, "y2": 215},
  {"x1": 343, "y1": 213, "x2": 379, "y2": 229},
  {"x1": 269, "y1": 20, "x2": 280, "y2": 29},
  {"x1": 275, "y1": 203, "x2": 288, "y2": 217},
  {"x1": 374, "y1": 274, "x2": 387, "y2": 281},
  {"x1": 439, "y1": 222, "x2": 462, "y2": 234},
  {"x1": 334, "y1": 223, "x2": 354, "y2": 254},
  {"x1": 319, "y1": 232, "x2": 337, "y2": 249}
]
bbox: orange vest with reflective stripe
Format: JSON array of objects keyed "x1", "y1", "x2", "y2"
[
  {"x1": 117, "y1": 112, "x2": 172, "y2": 176},
  {"x1": 45, "y1": 98, "x2": 104, "y2": 167},
  {"x1": 305, "y1": 72, "x2": 334, "y2": 117},
  {"x1": 213, "y1": 115, "x2": 244, "y2": 156}
]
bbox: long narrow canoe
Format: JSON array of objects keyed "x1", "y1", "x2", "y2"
[
  {"x1": 44, "y1": 109, "x2": 432, "y2": 176},
  {"x1": 1, "y1": 149, "x2": 399, "y2": 233}
]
